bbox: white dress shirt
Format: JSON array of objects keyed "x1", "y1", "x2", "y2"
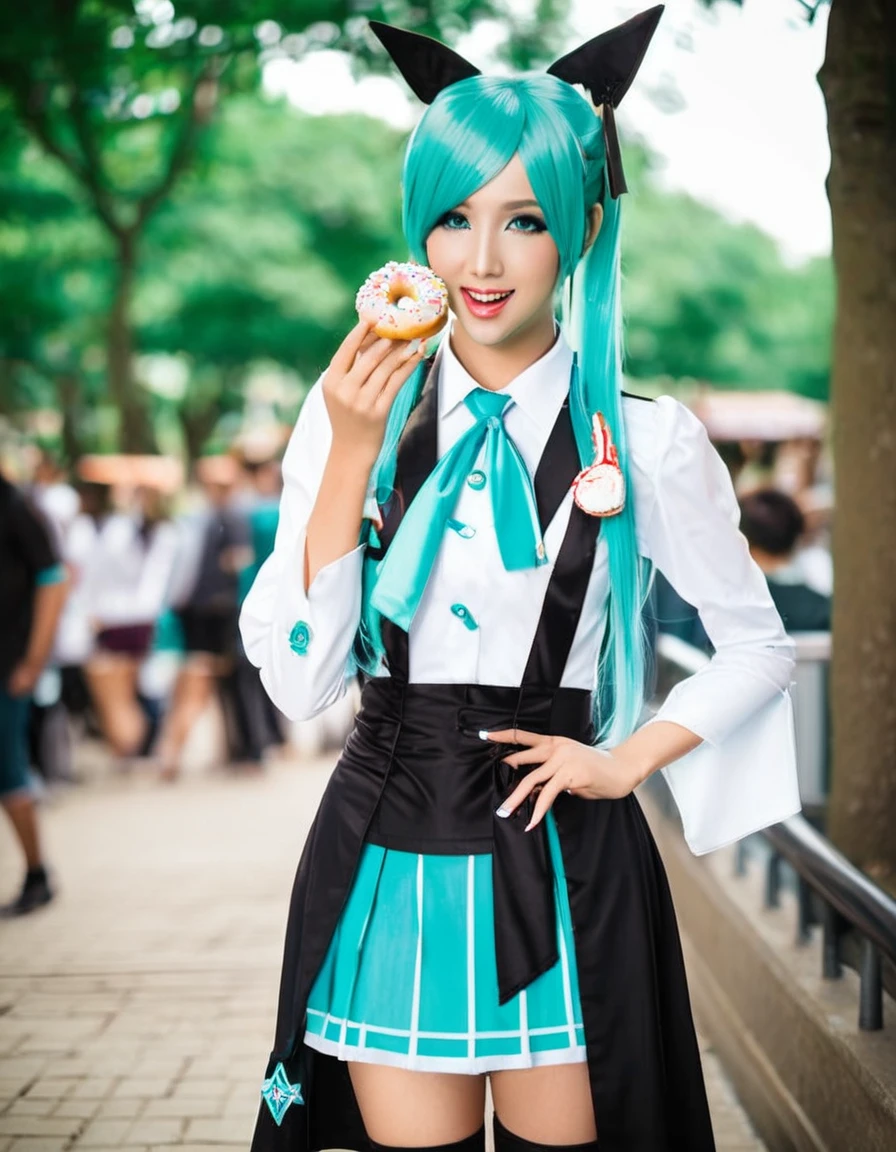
[
  {"x1": 84, "y1": 514, "x2": 179, "y2": 628},
  {"x1": 240, "y1": 332, "x2": 801, "y2": 855}
]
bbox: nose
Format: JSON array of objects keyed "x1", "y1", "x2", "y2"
[{"x1": 470, "y1": 227, "x2": 504, "y2": 281}]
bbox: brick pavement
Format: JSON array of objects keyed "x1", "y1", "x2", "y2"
[{"x1": 0, "y1": 746, "x2": 767, "y2": 1151}]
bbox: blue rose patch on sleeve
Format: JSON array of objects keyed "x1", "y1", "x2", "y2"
[{"x1": 288, "y1": 620, "x2": 312, "y2": 656}]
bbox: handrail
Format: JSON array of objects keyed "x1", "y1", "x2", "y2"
[
  {"x1": 762, "y1": 817, "x2": 896, "y2": 965},
  {"x1": 654, "y1": 633, "x2": 896, "y2": 1030}
]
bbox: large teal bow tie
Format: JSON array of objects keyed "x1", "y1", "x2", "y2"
[{"x1": 370, "y1": 388, "x2": 547, "y2": 631}]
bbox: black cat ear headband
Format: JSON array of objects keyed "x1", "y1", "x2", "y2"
[{"x1": 369, "y1": 5, "x2": 664, "y2": 199}]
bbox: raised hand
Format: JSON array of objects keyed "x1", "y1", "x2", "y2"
[{"x1": 322, "y1": 320, "x2": 425, "y2": 466}]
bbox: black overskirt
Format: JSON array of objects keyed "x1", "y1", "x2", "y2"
[{"x1": 249, "y1": 683, "x2": 715, "y2": 1152}]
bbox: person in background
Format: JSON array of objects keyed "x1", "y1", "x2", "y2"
[
  {"x1": 233, "y1": 452, "x2": 288, "y2": 761},
  {"x1": 739, "y1": 488, "x2": 831, "y2": 633},
  {"x1": 0, "y1": 469, "x2": 68, "y2": 915},
  {"x1": 82, "y1": 484, "x2": 178, "y2": 760},
  {"x1": 22, "y1": 452, "x2": 82, "y2": 785},
  {"x1": 157, "y1": 456, "x2": 252, "y2": 779},
  {"x1": 27, "y1": 448, "x2": 80, "y2": 551}
]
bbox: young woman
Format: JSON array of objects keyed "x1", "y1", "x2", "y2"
[
  {"x1": 240, "y1": 10, "x2": 800, "y2": 1151},
  {"x1": 82, "y1": 484, "x2": 177, "y2": 760}
]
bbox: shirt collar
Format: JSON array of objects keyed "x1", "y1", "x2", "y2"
[{"x1": 435, "y1": 325, "x2": 574, "y2": 429}]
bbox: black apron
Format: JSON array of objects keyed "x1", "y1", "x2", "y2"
[{"x1": 250, "y1": 370, "x2": 715, "y2": 1152}]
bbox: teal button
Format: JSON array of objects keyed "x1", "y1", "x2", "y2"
[
  {"x1": 447, "y1": 518, "x2": 476, "y2": 539},
  {"x1": 466, "y1": 470, "x2": 487, "y2": 491},
  {"x1": 288, "y1": 620, "x2": 312, "y2": 656},
  {"x1": 450, "y1": 603, "x2": 479, "y2": 631}
]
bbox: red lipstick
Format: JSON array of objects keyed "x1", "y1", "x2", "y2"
[{"x1": 460, "y1": 288, "x2": 514, "y2": 320}]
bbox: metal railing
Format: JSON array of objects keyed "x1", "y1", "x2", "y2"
[{"x1": 654, "y1": 633, "x2": 896, "y2": 1032}]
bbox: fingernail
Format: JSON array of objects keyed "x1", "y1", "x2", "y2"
[
  {"x1": 495, "y1": 807, "x2": 511, "y2": 819},
  {"x1": 408, "y1": 338, "x2": 421, "y2": 354},
  {"x1": 479, "y1": 730, "x2": 490, "y2": 741},
  {"x1": 524, "y1": 821, "x2": 534, "y2": 832}
]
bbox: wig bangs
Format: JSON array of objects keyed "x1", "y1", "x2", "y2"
[{"x1": 402, "y1": 74, "x2": 604, "y2": 282}]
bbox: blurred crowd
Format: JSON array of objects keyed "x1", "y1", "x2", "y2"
[
  {"x1": 0, "y1": 441, "x2": 297, "y2": 916},
  {"x1": 0, "y1": 398, "x2": 834, "y2": 917},
  {"x1": 653, "y1": 404, "x2": 834, "y2": 649}
]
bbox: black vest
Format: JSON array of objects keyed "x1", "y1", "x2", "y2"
[{"x1": 345, "y1": 362, "x2": 602, "y2": 1000}]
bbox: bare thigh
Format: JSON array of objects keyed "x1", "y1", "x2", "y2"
[
  {"x1": 157, "y1": 658, "x2": 217, "y2": 759},
  {"x1": 490, "y1": 1062, "x2": 596, "y2": 1144},
  {"x1": 84, "y1": 655, "x2": 145, "y2": 757},
  {"x1": 348, "y1": 1063, "x2": 486, "y2": 1146}
]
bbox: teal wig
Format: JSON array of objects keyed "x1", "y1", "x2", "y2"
[{"x1": 357, "y1": 72, "x2": 653, "y2": 746}]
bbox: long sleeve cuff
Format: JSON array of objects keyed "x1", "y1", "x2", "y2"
[
  {"x1": 650, "y1": 642, "x2": 795, "y2": 747},
  {"x1": 659, "y1": 687, "x2": 801, "y2": 855},
  {"x1": 240, "y1": 529, "x2": 364, "y2": 721}
]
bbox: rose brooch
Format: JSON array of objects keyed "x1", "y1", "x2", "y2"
[{"x1": 571, "y1": 412, "x2": 625, "y2": 517}]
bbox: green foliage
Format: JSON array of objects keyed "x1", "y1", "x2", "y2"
[
  {"x1": 0, "y1": 0, "x2": 570, "y2": 451},
  {"x1": 698, "y1": 0, "x2": 830, "y2": 21},
  {"x1": 621, "y1": 147, "x2": 833, "y2": 399},
  {"x1": 140, "y1": 96, "x2": 405, "y2": 375},
  {"x1": 0, "y1": 1, "x2": 832, "y2": 457}
]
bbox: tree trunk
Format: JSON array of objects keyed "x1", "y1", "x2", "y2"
[
  {"x1": 822, "y1": 0, "x2": 896, "y2": 882},
  {"x1": 57, "y1": 371, "x2": 84, "y2": 464},
  {"x1": 108, "y1": 231, "x2": 154, "y2": 453}
]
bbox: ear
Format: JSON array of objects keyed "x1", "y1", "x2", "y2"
[{"x1": 583, "y1": 203, "x2": 604, "y2": 255}]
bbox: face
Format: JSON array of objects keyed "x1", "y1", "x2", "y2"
[{"x1": 425, "y1": 154, "x2": 560, "y2": 357}]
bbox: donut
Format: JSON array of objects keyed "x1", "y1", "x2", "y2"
[{"x1": 355, "y1": 261, "x2": 449, "y2": 341}]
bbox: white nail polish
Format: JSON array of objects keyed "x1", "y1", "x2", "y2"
[
  {"x1": 495, "y1": 807, "x2": 511, "y2": 819},
  {"x1": 478, "y1": 730, "x2": 490, "y2": 741}
]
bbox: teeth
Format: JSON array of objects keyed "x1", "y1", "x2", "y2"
[{"x1": 467, "y1": 290, "x2": 511, "y2": 303}]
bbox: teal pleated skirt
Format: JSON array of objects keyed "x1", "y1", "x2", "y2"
[{"x1": 304, "y1": 814, "x2": 586, "y2": 1073}]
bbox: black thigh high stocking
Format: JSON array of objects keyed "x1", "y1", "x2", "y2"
[
  {"x1": 493, "y1": 1114, "x2": 598, "y2": 1152},
  {"x1": 369, "y1": 1126, "x2": 485, "y2": 1152}
]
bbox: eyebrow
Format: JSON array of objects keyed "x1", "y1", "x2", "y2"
[{"x1": 457, "y1": 199, "x2": 542, "y2": 211}]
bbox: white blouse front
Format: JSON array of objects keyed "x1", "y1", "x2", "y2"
[{"x1": 240, "y1": 331, "x2": 801, "y2": 855}]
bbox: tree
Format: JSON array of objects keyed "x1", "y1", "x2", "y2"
[
  {"x1": 1, "y1": 95, "x2": 834, "y2": 460},
  {"x1": 138, "y1": 96, "x2": 409, "y2": 458},
  {"x1": 0, "y1": 0, "x2": 572, "y2": 451},
  {"x1": 704, "y1": 0, "x2": 896, "y2": 880},
  {"x1": 621, "y1": 147, "x2": 833, "y2": 398}
]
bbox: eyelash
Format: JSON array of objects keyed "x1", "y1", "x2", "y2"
[{"x1": 438, "y1": 211, "x2": 547, "y2": 234}]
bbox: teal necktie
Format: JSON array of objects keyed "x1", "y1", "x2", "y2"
[{"x1": 370, "y1": 388, "x2": 547, "y2": 631}]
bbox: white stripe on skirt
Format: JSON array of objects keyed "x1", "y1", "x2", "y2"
[
  {"x1": 557, "y1": 892, "x2": 577, "y2": 1047},
  {"x1": 408, "y1": 853, "x2": 425, "y2": 1065},
  {"x1": 466, "y1": 854, "x2": 476, "y2": 1062}
]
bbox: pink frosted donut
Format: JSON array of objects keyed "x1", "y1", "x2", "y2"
[{"x1": 355, "y1": 261, "x2": 449, "y2": 341}]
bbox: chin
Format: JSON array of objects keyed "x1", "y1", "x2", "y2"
[{"x1": 457, "y1": 315, "x2": 523, "y2": 348}]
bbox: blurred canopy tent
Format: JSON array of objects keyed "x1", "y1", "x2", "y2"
[
  {"x1": 77, "y1": 454, "x2": 184, "y2": 494},
  {"x1": 689, "y1": 390, "x2": 827, "y2": 442}
]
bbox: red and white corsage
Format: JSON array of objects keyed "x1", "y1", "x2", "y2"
[{"x1": 572, "y1": 412, "x2": 625, "y2": 517}]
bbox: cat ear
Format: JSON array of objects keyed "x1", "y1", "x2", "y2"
[
  {"x1": 369, "y1": 21, "x2": 480, "y2": 104},
  {"x1": 548, "y1": 6, "x2": 665, "y2": 197}
]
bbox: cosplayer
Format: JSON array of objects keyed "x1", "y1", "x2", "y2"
[{"x1": 240, "y1": 7, "x2": 800, "y2": 1151}]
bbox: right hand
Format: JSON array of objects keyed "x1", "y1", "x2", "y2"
[{"x1": 322, "y1": 320, "x2": 425, "y2": 464}]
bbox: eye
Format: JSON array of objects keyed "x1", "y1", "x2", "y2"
[
  {"x1": 438, "y1": 211, "x2": 470, "y2": 230},
  {"x1": 508, "y1": 214, "x2": 547, "y2": 234}
]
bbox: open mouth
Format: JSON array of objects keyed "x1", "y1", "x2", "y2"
[{"x1": 461, "y1": 288, "x2": 514, "y2": 318}]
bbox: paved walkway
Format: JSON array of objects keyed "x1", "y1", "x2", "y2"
[{"x1": 0, "y1": 743, "x2": 766, "y2": 1151}]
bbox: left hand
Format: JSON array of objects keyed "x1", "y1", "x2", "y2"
[
  {"x1": 7, "y1": 659, "x2": 43, "y2": 697},
  {"x1": 486, "y1": 728, "x2": 644, "y2": 832}
]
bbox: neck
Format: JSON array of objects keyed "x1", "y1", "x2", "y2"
[
  {"x1": 447, "y1": 317, "x2": 558, "y2": 391},
  {"x1": 750, "y1": 547, "x2": 795, "y2": 574}
]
